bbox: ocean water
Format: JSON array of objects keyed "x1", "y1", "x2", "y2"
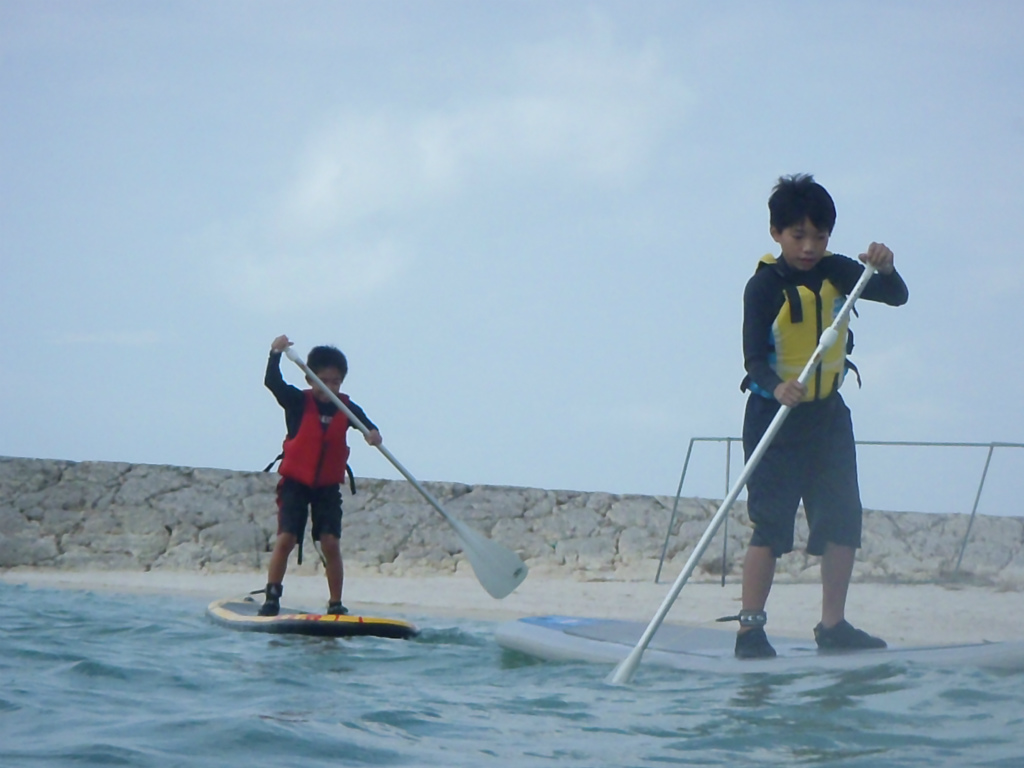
[{"x1": 1, "y1": 583, "x2": 1021, "y2": 768}]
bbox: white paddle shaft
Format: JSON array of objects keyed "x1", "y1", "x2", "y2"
[
  {"x1": 608, "y1": 264, "x2": 877, "y2": 685},
  {"x1": 283, "y1": 346, "x2": 528, "y2": 599},
  {"x1": 285, "y1": 348, "x2": 453, "y2": 524}
]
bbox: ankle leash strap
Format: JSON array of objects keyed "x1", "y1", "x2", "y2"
[{"x1": 716, "y1": 610, "x2": 767, "y2": 628}]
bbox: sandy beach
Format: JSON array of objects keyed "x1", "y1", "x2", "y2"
[{"x1": 2, "y1": 568, "x2": 1019, "y2": 647}]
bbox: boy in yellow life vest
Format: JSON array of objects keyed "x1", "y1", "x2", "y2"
[{"x1": 733, "y1": 174, "x2": 909, "y2": 659}]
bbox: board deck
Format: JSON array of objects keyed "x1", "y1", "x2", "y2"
[
  {"x1": 207, "y1": 597, "x2": 418, "y2": 639},
  {"x1": 495, "y1": 616, "x2": 1024, "y2": 674}
]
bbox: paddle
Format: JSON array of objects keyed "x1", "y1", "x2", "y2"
[
  {"x1": 607, "y1": 264, "x2": 878, "y2": 685},
  {"x1": 283, "y1": 346, "x2": 529, "y2": 599}
]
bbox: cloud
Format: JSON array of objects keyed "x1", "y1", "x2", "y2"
[
  {"x1": 51, "y1": 330, "x2": 161, "y2": 346},
  {"x1": 203, "y1": 23, "x2": 690, "y2": 314},
  {"x1": 203, "y1": 232, "x2": 404, "y2": 313},
  {"x1": 278, "y1": 36, "x2": 689, "y2": 232}
]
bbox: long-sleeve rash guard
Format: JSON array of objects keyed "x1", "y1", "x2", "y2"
[
  {"x1": 742, "y1": 253, "x2": 909, "y2": 397},
  {"x1": 265, "y1": 352, "x2": 378, "y2": 439}
]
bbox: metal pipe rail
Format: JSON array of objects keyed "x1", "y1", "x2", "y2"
[{"x1": 654, "y1": 439, "x2": 1024, "y2": 585}]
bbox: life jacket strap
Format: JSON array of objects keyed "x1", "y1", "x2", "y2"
[
  {"x1": 783, "y1": 284, "x2": 803, "y2": 323},
  {"x1": 263, "y1": 453, "x2": 284, "y2": 473}
]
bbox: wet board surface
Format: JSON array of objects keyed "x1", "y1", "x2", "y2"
[
  {"x1": 207, "y1": 597, "x2": 418, "y2": 639},
  {"x1": 495, "y1": 616, "x2": 1024, "y2": 674}
]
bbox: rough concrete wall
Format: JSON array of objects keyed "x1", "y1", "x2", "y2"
[{"x1": 2, "y1": 457, "x2": 1021, "y2": 588}]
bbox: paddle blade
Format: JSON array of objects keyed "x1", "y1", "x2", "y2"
[
  {"x1": 284, "y1": 343, "x2": 528, "y2": 597},
  {"x1": 448, "y1": 517, "x2": 529, "y2": 599}
]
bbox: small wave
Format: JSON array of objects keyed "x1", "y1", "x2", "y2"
[{"x1": 2, "y1": 584, "x2": 1023, "y2": 768}]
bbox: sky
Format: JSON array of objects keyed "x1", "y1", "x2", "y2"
[{"x1": 2, "y1": 1, "x2": 1023, "y2": 518}]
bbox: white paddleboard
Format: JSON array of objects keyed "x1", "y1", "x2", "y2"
[{"x1": 495, "y1": 616, "x2": 1024, "y2": 674}]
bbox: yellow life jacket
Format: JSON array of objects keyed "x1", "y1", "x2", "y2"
[{"x1": 759, "y1": 253, "x2": 852, "y2": 402}]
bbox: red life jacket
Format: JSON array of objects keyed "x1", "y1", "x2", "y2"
[{"x1": 278, "y1": 390, "x2": 350, "y2": 487}]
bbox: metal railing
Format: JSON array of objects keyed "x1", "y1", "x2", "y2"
[{"x1": 654, "y1": 439, "x2": 1024, "y2": 584}]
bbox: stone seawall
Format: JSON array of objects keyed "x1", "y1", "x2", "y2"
[{"x1": 1, "y1": 457, "x2": 1022, "y2": 588}]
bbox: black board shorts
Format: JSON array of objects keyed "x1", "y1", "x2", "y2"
[
  {"x1": 742, "y1": 392, "x2": 862, "y2": 557},
  {"x1": 276, "y1": 478, "x2": 343, "y2": 541}
]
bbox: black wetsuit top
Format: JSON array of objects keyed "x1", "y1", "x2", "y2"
[
  {"x1": 265, "y1": 352, "x2": 378, "y2": 440},
  {"x1": 742, "y1": 254, "x2": 909, "y2": 396}
]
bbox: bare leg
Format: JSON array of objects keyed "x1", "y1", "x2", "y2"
[
  {"x1": 740, "y1": 545, "x2": 777, "y2": 631},
  {"x1": 820, "y1": 542, "x2": 855, "y2": 628},
  {"x1": 267, "y1": 533, "x2": 297, "y2": 585},
  {"x1": 318, "y1": 533, "x2": 344, "y2": 604}
]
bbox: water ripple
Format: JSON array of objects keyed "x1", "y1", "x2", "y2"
[{"x1": 1, "y1": 582, "x2": 1022, "y2": 767}]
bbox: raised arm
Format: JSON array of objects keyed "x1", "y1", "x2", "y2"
[{"x1": 265, "y1": 335, "x2": 304, "y2": 412}]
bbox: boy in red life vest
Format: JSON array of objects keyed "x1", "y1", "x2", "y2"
[{"x1": 258, "y1": 334, "x2": 382, "y2": 617}]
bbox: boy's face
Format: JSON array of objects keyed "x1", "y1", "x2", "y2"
[
  {"x1": 771, "y1": 217, "x2": 830, "y2": 271},
  {"x1": 308, "y1": 366, "x2": 344, "y2": 402}
]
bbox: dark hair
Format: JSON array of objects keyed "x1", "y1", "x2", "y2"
[
  {"x1": 768, "y1": 173, "x2": 836, "y2": 233},
  {"x1": 306, "y1": 345, "x2": 348, "y2": 380}
]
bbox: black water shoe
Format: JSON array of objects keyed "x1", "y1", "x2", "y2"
[
  {"x1": 814, "y1": 620, "x2": 887, "y2": 650},
  {"x1": 735, "y1": 628, "x2": 777, "y2": 659},
  {"x1": 257, "y1": 583, "x2": 283, "y2": 617},
  {"x1": 327, "y1": 601, "x2": 349, "y2": 616}
]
